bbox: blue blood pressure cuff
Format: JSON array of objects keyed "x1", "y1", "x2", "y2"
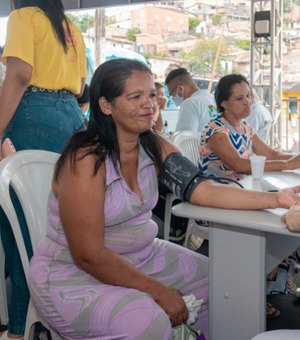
[{"x1": 158, "y1": 152, "x2": 209, "y2": 201}]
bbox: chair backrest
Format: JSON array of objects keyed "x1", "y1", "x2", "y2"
[
  {"x1": 0, "y1": 150, "x2": 59, "y2": 284},
  {"x1": 171, "y1": 130, "x2": 200, "y2": 166}
]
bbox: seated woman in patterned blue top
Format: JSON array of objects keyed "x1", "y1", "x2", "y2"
[
  {"x1": 199, "y1": 74, "x2": 300, "y2": 310},
  {"x1": 199, "y1": 74, "x2": 300, "y2": 180}
]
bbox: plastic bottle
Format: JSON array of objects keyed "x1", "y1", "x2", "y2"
[{"x1": 163, "y1": 120, "x2": 168, "y2": 136}]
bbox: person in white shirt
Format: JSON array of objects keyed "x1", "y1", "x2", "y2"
[
  {"x1": 245, "y1": 92, "x2": 272, "y2": 142},
  {"x1": 165, "y1": 68, "x2": 217, "y2": 133}
]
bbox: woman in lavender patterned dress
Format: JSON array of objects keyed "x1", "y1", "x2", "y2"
[{"x1": 29, "y1": 60, "x2": 300, "y2": 339}]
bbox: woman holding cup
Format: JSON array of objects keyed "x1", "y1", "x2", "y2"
[
  {"x1": 199, "y1": 74, "x2": 300, "y2": 317},
  {"x1": 199, "y1": 74, "x2": 300, "y2": 180}
]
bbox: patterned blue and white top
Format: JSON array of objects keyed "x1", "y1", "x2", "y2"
[{"x1": 199, "y1": 115, "x2": 256, "y2": 180}]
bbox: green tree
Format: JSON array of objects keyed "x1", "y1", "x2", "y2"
[
  {"x1": 105, "y1": 16, "x2": 116, "y2": 26},
  {"x1": 66, "y1": 13, "x2": 95, "y2": 32},
  {"x1": 211, "y1": 13, "x2": 222, "y2": 26},
  {"x1": 189, "y1": 17, "x2": 200, "y2": 32},
  {"x1": 283, "y1": 0, "x2": 292, "y2": 12},
  {"x1": 235, "y1": 38, "x2": 250, "y2": 50},
  {"x1": 181, "y1": 38, "x2": 228, "y2": 76},
  {"x1": 126, "y1": 27, "x2": 141, "y2": 42}
]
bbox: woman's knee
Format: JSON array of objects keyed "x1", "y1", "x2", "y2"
[{"x1": 107, "y1": 296, "x2": 171, "y2": 339}]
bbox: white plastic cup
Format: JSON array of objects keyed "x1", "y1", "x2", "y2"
[{"x1": 250, "y1": 154, "x2": 266, "y2": 180}]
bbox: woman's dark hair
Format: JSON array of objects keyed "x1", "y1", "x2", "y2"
[
  {"x1": 214, "y1": 74, "x2": 249, "y2": 113},
  {"x1": 55, "y1": 58, "x2": 163, "y2": 180},
  {"x1": 154, "y1": 82, "x2": 164, "y2": 91},
  {"x1": 14, "y1": 0, "x2": 72, "y2": 52}
]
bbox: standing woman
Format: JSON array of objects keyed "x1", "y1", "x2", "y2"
[
  {"x1": 153, "y1": 82, "x2": 167, "y2": 132},
  {"x1": 0, "y1": 0, "x2": 86, "y2": 338}
]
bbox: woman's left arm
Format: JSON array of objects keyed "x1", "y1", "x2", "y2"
[
  {"x1": 252, "y1": 134, "x2": 300, "y2": 170},
  {"x1": 159, "y1": 136, "x2": 300, "y2": 211},
  {"x1": 189, "y1": 180, "x2": 300, "y2": 210},
  {"x1": 0, "y1": 57, "x2": 32, "y2": 136},
  {"x1": 252, "y1": 134, "x2": 294, "y2": 160}
]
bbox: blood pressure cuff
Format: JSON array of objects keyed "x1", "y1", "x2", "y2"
[{"x1": 158, "y1": 152, "x2": 209, "y2": 201}]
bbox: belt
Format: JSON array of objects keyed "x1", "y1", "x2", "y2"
[{"x1": 26, "y1": 86, "x2": 72, "y2": 94}]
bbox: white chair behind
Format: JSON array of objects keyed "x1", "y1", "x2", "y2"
[
  {"x1": 171, "y1": 130, "x2": 201, "y2": 165},
  {"x1": 0, "y1": 150, "x2": 62, "y2": 340},
  {"x1": 163, "y1": 130, "x2": 204, "y2": 242}
]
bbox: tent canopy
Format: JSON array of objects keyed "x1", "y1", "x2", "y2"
[{"x1": 0, "y1": 1, "x2": 159, "y2": 17}]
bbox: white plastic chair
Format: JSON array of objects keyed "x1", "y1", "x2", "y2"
[
  {"x1": 251, "y1": 330, "x2": 300, "y2": 339},
  {"x1": 163, "y1": 130, "x2": 208, "y2": 244},
  {"x1": 171, "y1": 130, "x2": 201, "y2": 166},
  {"x1": 0, "y1": 150, "x2": 62, "y2": 340}
]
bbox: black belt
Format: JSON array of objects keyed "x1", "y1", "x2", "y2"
[{"x1": 26, "y1": 86, "x2": 71, "y2": 94}]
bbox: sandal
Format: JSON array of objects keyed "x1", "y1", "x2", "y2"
[{"x1": 266, "y1": 302, "x2": 281, "y2": 319}]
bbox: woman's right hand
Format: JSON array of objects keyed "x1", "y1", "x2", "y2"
[
  {"x1": 158, "y1": 95, "x2": 168, "y2": 110},
  {"x1": 154, "y1": 286, "x2": 189, "y2": 326}
]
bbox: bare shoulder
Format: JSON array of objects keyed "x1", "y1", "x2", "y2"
[
  {"x1": 156, "y1": 133, "x2": 181, "y2": 161},
  {"x1": 52, "y1": 147, "x2": 106, "y2": 198}
]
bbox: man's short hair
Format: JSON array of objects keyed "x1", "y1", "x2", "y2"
[{"x1": 165, "y1": 67, "x2": 190, "y2": 85}]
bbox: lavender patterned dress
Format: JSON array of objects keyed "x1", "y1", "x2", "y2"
[{"x1": 29, "y1": 146, "x2": 208, "y2": 339}]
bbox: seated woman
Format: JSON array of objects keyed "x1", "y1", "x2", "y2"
[
  {"x1": 28, "y1": 59, "x2": 300, "y2": 339},
  {"x1": 199, "y1": 74, "x2": 300, "y2": 312},
  {"x1": 199, "y1": 74, "x2": 300, "y2": 180}
]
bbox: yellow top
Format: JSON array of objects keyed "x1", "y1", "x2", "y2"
[{"x1": 3, "y1": 7, "x2": 86, "y2": 95}]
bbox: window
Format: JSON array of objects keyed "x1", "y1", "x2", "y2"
[{"x1": 288, "y1": 97, "x2": 298, "y2": 114}]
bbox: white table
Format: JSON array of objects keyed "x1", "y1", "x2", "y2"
[{"x1": 172, "y1": 171, "x2": 300, "y2": 340}]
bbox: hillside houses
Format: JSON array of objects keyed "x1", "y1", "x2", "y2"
[{"x1": 103, "y1": 1, "x2": 300, "y2": 84}]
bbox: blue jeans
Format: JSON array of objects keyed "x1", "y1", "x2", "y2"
[{"x1": 0, "y1": 89, "x2": 84, "y2": 335}]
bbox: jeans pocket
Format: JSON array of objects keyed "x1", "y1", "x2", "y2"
[{"x1": 24, "y1": 97, "x2": 64, "y2": 137}]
